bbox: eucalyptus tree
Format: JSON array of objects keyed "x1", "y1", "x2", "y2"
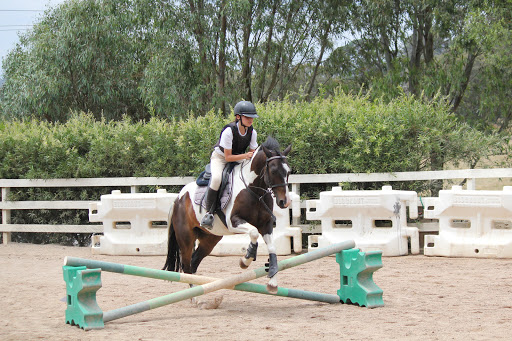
[
  {"x1": 335, "y1": 0, "x2": 511, "y2": 134},
  {"x1": 452, "y1": 4, "x2": 511, "y2": 134},
  {"x1": 1, "y1": 0, "x2": 351, "y2": 121},
  {"x1": 145, "y1": 0, "x2": 349, "y2": 117},
  {"x1": 174, "y1": 0, "x2": 349, "y2": 112},
  {"x1": 320, "y1": 0, "x2": 511, "y2": 178},
  {"x1": 3, "y1": 0, "x2": 506, "y2": 132},
  {"x1": 1, "y1": 0, "x2": 171, "y2": 122}
]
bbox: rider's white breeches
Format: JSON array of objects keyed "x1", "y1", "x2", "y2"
[{"x1": 209, "y1": 151, "x2": 227, "y2": 191}]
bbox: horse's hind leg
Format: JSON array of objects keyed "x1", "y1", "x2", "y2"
[
  {"x1": 240, "y1": 227, "x2": 259, "y2": 269},
  {"x1": 191, "y1": 232, "x2": 222, "y2": 273},
  {"x1": 163, "y1": 194, "x2": 195, "y2": 273},
  {"x1": 190, "y1": 232, "x2": 223, "y2": 309}
]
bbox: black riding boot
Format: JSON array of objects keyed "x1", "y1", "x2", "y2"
[{"x1": 200, "y1": 188, "x2": 218, "y2": 228}]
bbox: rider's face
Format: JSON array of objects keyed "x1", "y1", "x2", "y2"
[{"x1": 240, "y1": 115, "x2": 254, "y2": 126}]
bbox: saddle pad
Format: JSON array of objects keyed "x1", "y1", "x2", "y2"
[{"x1": 194, "y1": 171, "x2": 234, "y2": 211}]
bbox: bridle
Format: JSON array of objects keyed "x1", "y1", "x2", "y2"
[
  {"x1": 264, "y1": 155, "x2": 289, "y2": 190},
  {"x1": 240, "y1": 152, "x2": 290, "y2": 222}
]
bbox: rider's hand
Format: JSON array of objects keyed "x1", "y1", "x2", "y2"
[{"x1": 246, "y1": 152, "x2": 253, "y2": 159}]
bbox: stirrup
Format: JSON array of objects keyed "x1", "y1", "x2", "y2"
[{"x1": 201, "y1": 213, "x2": 214, "y2": 229}]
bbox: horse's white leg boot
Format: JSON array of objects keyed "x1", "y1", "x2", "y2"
[
  {"x1": 263, "y1": 234, "x2": 278, "y2": 293},
  {"x1": 239, "y1": 227, "x2": 259, "y2": 269}
]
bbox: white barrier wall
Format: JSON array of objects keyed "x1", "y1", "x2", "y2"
[
  {"x1": 424, "y1": 186, "x2": 512, "y2": 258},
  {"x1": 306, "y1": 186, "x2": 419, "y2": 256},
  {"x1": 89, "y1": 189, "x2": 178, "y2": 255},
  {"x1": 210, "y1": 192, "x2": 303, "y2": 256},
  {"x1": 89, "y1": 190, "x2": 302, "y2": 257}
]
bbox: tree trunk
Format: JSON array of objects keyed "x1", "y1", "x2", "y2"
[
  {"x1": 188, "y1": 0, "x2": 211, "y2": 107},
  {"x1": 306, "y1": 19, "x2": 332, "y2": 99},
  {"x1": 451, "y1": 51, "x2": 478, "y2": 112},
  {"x1": 218, "y1": 0, "x2": 227, "y2": 116},
  {"x1": 257, "y1": 0, "x2": 279, "y2": 102},
  {"x1": 262, "y1": 2, "x2": 297, "y2": 102},
  {"x1": 422, "y1": 6, "x2": 434, "y2": 65},
  {"x1": 408, "y1": 21, "x2": 423, "y2": 96},
  {"x1": 241, "y1": 0, "x2": 254, "y2": 102},
  {"x1": 380, "y1": 30, "x2": 393, "y2": 72}
]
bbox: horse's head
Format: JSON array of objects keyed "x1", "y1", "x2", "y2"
[
  {"x1": 262, "y1": 144, "x2": 292, "y2": 209},
  {"x1": 251, "y1": 137, "x2": 292, "y2": 209}
]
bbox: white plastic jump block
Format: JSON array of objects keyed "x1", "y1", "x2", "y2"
[
  {"x1": 306, "y1": 186, "x2": 419, "y2": 256},
  {"x1": 210, "y1": 192, "x2": 303, "y2": 256},
  {"x1": 89, "y1": 189, "x2": 178, "y2": 255},
  {"x1": 424, "y1": 186, "x2": 512, "y2": 258}
]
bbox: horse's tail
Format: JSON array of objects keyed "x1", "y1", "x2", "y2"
[{"x1": 162, "y1": 202, "x2": 181, "y2": 272}]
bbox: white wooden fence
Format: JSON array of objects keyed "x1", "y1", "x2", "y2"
[{"x1": 1, "y1": 168, "x2": 511, "y2": 244}]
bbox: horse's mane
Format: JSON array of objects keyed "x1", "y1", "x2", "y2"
[{"x1": 260, "y1": 136, "x2": 281, "y2": 153}]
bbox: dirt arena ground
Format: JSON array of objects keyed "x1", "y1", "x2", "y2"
[{"x1": 1, "y1": 243, "x2": 511, "y2": 341}]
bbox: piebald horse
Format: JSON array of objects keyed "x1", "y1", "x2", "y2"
[{"x1": 163, "y1": 137, "x2": 292, "y2": 293}]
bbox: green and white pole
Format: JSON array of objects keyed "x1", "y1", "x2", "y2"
[
  {"x1": 65, "y1": 257, "x2": 341, "y2": 304},
  {"x1": 64, "y1": 240, "x2": 355, "y2": 323}
]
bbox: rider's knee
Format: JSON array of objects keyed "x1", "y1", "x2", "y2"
[{"x1": 209, "y1": 176, "x2": 222, "y2": 191}]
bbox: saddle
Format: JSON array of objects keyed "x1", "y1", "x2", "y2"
[{"x1": 194, "y1": 162, "x2": 237, "y2": 211}]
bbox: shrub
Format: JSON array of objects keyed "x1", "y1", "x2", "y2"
[{"x1": 0, "y1": 92, "x2": 503, "y2": 244}]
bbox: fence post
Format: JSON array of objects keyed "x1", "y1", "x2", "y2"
[
  {"x1": 292, "y1": 183, "x2": 301, "y2": 226},
  {"x1": 468, "y1": 178, "x2": 476, "y2": 190},
  {"x1": 2, "y1": 187, "x2": 11, "y2": 244}
]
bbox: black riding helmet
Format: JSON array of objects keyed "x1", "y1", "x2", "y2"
[{"x1": 234, "y1": 101, "x2": 259, "y2": 118}]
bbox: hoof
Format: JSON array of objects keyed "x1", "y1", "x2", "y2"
[
  {"x1": 266, "y1": 283, "x2": 278, "y2": 294},
  {"x1": 266, "y1": 274, "x2": 278, "y2": 294},
  {"x1": 239, "y1": 258, "x2": 249, "y2": 269}
]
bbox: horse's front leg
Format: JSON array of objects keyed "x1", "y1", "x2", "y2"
[
  {"x1": 240, "y1": 227, "x2": 259, "y2": 268},
  {"x1": 263, "y1": 233, "x2": 278, "y2": 293},
  {"x1": 230, "y1": 217, "x2": 278, "y2": 293},
  {"x1": 230, "y1": 218, "x2": 259, "y2": 269}
]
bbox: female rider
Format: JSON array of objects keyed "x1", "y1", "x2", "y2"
[{"x1": 201, "y1": 101, "x2": 259, "y2": 228}]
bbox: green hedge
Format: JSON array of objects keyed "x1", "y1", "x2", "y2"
[
  {"x1": 0, "y1": 113, "x2": 223, "y2": 179},
  {"x1": 0, "y1": 92, "x2": 502, "y2": 244},
  {"x1": 0, "y1": 92, "x2": 499, "y2": 179}
]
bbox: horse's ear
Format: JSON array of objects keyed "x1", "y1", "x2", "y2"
[
  {"x1": 262, "y1": 145, "x2": 273, "y2": 157},
  {"x1": 283, "y1": 144, "x2": 292, "y2": 156}
]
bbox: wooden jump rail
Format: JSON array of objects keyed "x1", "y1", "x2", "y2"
[{"x1": 63, "y1": 240, "x2": 384, "y2": 330}]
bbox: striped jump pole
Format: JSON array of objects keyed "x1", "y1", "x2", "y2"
[
  {"x1": 65, "y1": 240, "x2": 355, "y2": 324},
  {"x1": 64, "y1": 257, "x2": 341, "y2": 304},
  {"x1": 63, "y1": 240, "x2": 383, "y2": 330}
]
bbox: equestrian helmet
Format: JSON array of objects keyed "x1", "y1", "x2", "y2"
[{"x1": 234, "y1": 101, "x2": 259, "y2": 118}]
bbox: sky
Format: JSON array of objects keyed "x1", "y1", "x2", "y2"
[{"x1": 0, "y1": 0, "x2": 67, "y2": 76}]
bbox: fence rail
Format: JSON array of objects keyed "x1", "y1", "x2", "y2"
[{"x1": 2, "y1": 168, "x2": 512, "y2": 244}]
